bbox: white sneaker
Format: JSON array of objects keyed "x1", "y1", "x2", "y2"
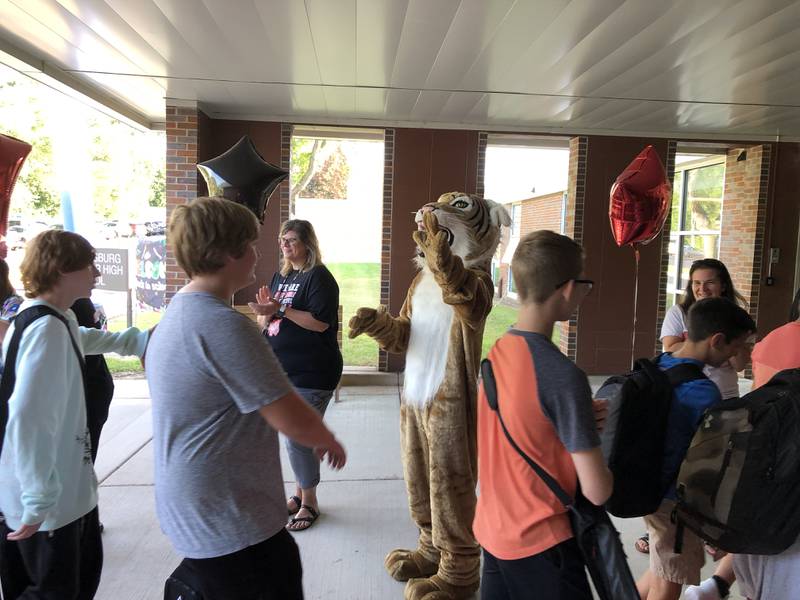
[{"x1": 684, "y1": 578, "x2": 722, "y2": 600}]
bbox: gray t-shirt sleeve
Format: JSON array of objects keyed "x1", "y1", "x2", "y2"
[
  {"x1": 532, "y1": 345, "x2": 600, "y2": 452},
  {"x1": 192, "y1": 308, "x2": 294, "y2": 414}
]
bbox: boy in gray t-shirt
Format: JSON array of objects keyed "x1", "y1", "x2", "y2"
[
  {"x1": 148, "y1": 291, "x2": 293, "y2": 558},
  {"x1": 148, "y1": 197, "x2": 346, "y2": 599}
]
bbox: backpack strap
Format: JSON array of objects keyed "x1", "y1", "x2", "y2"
[
  {"x1": 663, "y1": 362, "x2": 706, "y2": 387},
  {"x1": 480, "y1": 358, "x2": 574, "y2": 509},
  {"x1": 0, "y1": 305, "x2": 87, "y2": 458}
]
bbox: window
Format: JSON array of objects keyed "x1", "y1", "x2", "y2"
[
  {"x1": 511, "y1": 203, "x2": 522, "y2": 238},
  {"x1": 666, "y1": 156, "x2": 725, "y2": 305},
  {"x1": 508, "y1": 270, "x2": 517, "y2": 295}
]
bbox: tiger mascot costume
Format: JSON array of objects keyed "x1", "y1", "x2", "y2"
[{"x1": 350, "y1": 192, "x2": 510, "y2": 599}]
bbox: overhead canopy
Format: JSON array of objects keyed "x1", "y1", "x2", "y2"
[{"x1": 2, "y1": 0, "x2": 800, "y2": 139}]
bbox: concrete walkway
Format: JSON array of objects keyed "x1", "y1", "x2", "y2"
[{"x1": 94, "y1": 378, "x2": 749, "y2": 599}]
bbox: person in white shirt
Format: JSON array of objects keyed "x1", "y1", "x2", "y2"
[{"x1": 0, "y1": 230, "x2": 149, "y2": 600}]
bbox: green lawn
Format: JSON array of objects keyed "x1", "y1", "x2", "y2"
[
  {"x1": 328, "y1": 262, "x2": 381, "y2": 367},
  {"x1": 482, "y1": 304, "x2": 519, "y2": 358},
  {"x1": 329, "y1": 263, "x2": 522, "y2": 365},
  {"x1": 105, "y1": 310, "x2": 163, "y2": 375},
  {"x1": 100, "y1": 268, "x2": 527, "y2": 374}
]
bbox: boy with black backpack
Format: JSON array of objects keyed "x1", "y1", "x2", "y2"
[
  {"x1": 637, "y1": 297, "x2": 755, "y2": 600},
  {"x1": 0, "y1": 231, "x2": 150, "y2": 599}
]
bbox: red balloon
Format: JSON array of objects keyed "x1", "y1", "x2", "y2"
[
  {"x1": 0, "y1": 134, "x2": 33, "y2": 258},
  {"x1": 609, "y1": 145, "x2": 671, "y2": 247}
]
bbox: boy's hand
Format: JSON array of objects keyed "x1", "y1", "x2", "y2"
[
  {"x1": 592, "y1": 398, "x2": 609, "y2": 432},
  {"x1": 315, "y1": 437, "x2": 347, "y2": 470},
  {"x1": 7, "y1": 521, "x2": 42, "y2": 541}
]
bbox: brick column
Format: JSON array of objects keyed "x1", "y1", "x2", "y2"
[
  {"x1": 557, "y1": 136, "x2": 588, "y2": 359},
  {"x1": 378, "y1": 129, "x2": 395, "y2": 372},
  {"x1": 280, "y1": 123, "x2": 292, "y2": 222},
  {"x1": 719, "y1": 145, "x2": 772, "y2": 323},
  {"x1": 654, "y1": 140, "x2": 678, "y2": 354},
  {"x1": 475, "y1": 132, "x2": 488, "y2": 198},
  {"x1": 165, "y1": 103, "x2": 198, "y2": 301}
]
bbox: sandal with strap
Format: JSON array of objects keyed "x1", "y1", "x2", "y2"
[
  {"x1": 287, "y1": 495, "x2": 302, "y2": 515},
  {"x1": 287, "y1": 505, "x2": 319, "y2": 532},
  {"x1": 635, "y1": 533, "x2": 650, "y2": 554}
]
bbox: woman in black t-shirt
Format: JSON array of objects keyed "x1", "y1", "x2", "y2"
[{"x1": 250, "y1": 219, "x2": 343, "y2": 532}]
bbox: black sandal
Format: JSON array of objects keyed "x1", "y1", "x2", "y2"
[
  {"x1": 287, "y1": 495, "x2": 302, "y2": 515},
  {"x1": 287, "y1": 505, "x2": 319, "y2": 532}
]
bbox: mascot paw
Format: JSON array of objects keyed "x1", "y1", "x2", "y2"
[
  {"x1": 404, "y1": 575, "x2": 479, "y2": 600},
  {"x1": 384, "y1": 549, "x2": 439, "y2": 582},
  {"x1": 412, "y1": 212, "x2": 449, "y2": 260},
  {"x1": 348, "y1": 305, "x2": 385, "y2": 339}
]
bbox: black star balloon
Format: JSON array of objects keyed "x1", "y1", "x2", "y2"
[{"x1": 197, "y1": 135, "x2": 288, "y2": 222}]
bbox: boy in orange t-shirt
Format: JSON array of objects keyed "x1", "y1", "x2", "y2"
[{"x1": 473, "y1": 231, "x2": 612, "y2": 599}]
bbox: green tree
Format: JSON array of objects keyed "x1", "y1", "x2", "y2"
[
  {"x1": 290, "y1": 137, "x2": 324, "y2": 210},
  {"x1": 149, "y1": 168, "x2": 165, "y2": 207},
  {"x1": 302, "y1": 146, "x2": 349, "y2": 199}
]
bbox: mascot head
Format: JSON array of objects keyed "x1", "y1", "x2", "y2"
[{"x1": 414, "y1": 192, "x2": 511, "y2": 269}]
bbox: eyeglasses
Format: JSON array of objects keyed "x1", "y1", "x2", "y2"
[
  {"x1": 278, "y1": 237, "x2": 300, "y2": 247},
  {"x1": 555, "y1": 278, "x2": 594, "y2": 291}
]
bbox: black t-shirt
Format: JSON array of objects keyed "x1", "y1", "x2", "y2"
[
  {"x1": 265, "y1": 265, "x2": 343, "y2": 391},
  {"x1": 70, "y1": 298, "x2": 115, "y2": 461}
]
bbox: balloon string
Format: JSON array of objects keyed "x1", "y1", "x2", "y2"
[{"x1": 630, "y1": 245, "x2": 640, "y2": 369}]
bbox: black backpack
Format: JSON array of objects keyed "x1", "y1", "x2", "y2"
[
  {"x1": 0, "y1": 305, "x2": 86, "y2": 459},
  {"x1": 674, "y1": 368, "x2": 800, "y2": 555},
  {"x1": 595, "y1": 356, "x2": 706, "y2": 518}
]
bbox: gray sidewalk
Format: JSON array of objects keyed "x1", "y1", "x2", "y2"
[{"x1": 95, "y1": 378, "x2": 748, "y2": 599}]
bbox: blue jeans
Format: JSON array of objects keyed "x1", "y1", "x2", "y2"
[{"x1": 285, "y1": 387, "x2": 334, "y2": 489}]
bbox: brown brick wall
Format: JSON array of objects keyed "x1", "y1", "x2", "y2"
[
  {"x1": 476, "y1": 132, "x2": 488, "y2": 198},
  {"x1": 558, "y1": 136, "x2": 588, "y2": 359},
  {"x1": 280, "y1": 123, "x2": 292, "y2": 223},
  {"x1": 655, "y1": 140, "x2": 678, "y2": 354},
  {"x1": 719, "y1": 145, "x2": 771, "y2": 324},
  {"x1": 379, "y1": 129, "x2": 395, "y2": 372},
  {"x1": 165, "y1": 104, "x2": 198, "y2": 300},
  {"x1": 520, "y1": 191, "x2": 564, "y2": 236},
  {"x1": 757, "y1": 142, "x2": 800, "y2": 337}
]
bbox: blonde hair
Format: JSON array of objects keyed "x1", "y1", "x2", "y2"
[
  {"x1": 279, "y1": 219, "x2": 323, "y2": 276},
  {"x1": 511, "y1": 230, "x2": 583, "y2": 303},
  {"x1": 169, "y1": 197, "x2": 259, "y2": 278},
  {"x1": 21, "y1": 230, "x2": 95, "y2": 297}
]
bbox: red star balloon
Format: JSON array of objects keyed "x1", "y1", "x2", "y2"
[
  {"x1": 609, "y1": 145, "x2": 671, "y2": 247},
  {"x1": 0, "y1": 134, "x2": 33, "y2": 258}
]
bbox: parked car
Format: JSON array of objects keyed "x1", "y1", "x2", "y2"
[
  {"x1": 6, "y1": 225, "x2": 27, "y2": 250},
  {"x1": 103, "y1": 221, "x2": 121, "y2": 239}
]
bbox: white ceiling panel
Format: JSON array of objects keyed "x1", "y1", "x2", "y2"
[
  {"x1": 354, "y1": 0, "x2": 405, "y2": 88},
  {"x1": 2, "y1": 0, "x2": 800, "y2": 138},
  {"x1": 388, "y1": 0, "x2": 461, "y2": 88},
  {"x1": 354, "y1": 88, "x2": 388, "y2": 117}
]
